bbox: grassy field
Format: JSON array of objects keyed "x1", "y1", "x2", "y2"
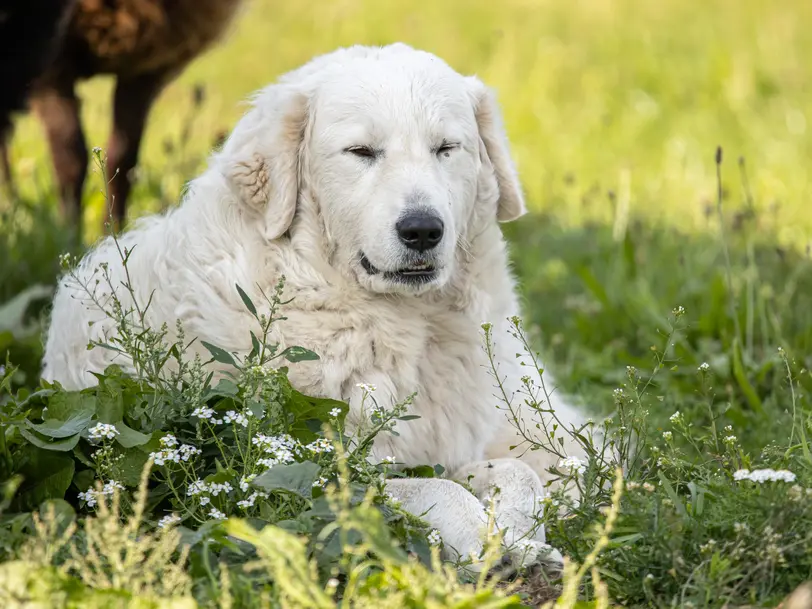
[{"x1": 2, "y1": 0, "x2": 812, "y2": 607}]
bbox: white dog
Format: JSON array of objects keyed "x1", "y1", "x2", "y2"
[{"x1": 42, "y1": 43, "x2": 587, "y2": 572}]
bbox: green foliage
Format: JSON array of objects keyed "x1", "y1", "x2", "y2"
[{"x1": 2, "y1": 1, "x2": 812, "y2": 606}]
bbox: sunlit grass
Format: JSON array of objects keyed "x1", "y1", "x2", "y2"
[{"x1": 5, "y1": 0, "x2": 811, "y2": 246}]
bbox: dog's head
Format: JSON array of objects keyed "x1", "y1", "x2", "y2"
[{"x1": 220, "y1": 43, "x2": 526, "y2": 295}]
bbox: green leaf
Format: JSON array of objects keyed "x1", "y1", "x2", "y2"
[
  {"x1": 19, "y1": 427, "x2": 81, "y2": 452},
  {"x1": 25, "y1": 409, "x2": 93, "y2": 438},
  {"x1": 401, "y1": 465, "x2": 436, "y2": 478},
  {"x1": 200, "y1": 341, "x2": 237, "y2": 367},
  {"x1": 109, "y1": 448, "x2": 149, "y2": 486},
  {"x1": 235, "y1": 284, "x2": 258, "y2": 317},
  {"x1": 279, "y1": 345, "x2": 320, "y2": 363},
  {"x1": 252, "y1": 461, "x2": 321, "y2": 498},
  {"x1": 44, "y1": 391, "x2": 96, "y2": 422},
  {"x1": 113, "y1": 421, "x2": 151, "y2": 448},
  {"x1": 657, "y1": 471, "x2": 687, "y2": 518},
  {"x1": 731, "y1": 337, "x2": 764, "y2": 414},
  {"x1": 96, "y1": 385, "x2": 124, "y2": 423},
  {"x1": 286, "y1": 390, "x2": 347, "y2": 443},
  {"x1": 12, "y1": 446, "x2": 75, "y2": 511}
]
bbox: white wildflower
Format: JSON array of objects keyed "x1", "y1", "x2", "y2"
[
  {"x1": 329, "y1": 408, "x2": 342, "y2": 418},
  {"x1": 673, "y1": 305, "x2": 685, "y2": 317},
  {"x1": 160, "y1": 434, "x2": 178, "y2": 448},
  {"x1": 88, "y1": 423, "x2": 119, "y2": 441},
  {"x1": 239, "y1": 475, "x2": 256, "y2": 493},
  {"x1": 253, "y1": 434, "x2": 299, "y2": 466},
  {"x1": 662, "y1": 431, "x2": 673, "y2": 441},
  {"x1": 642, "y1": 482, "x2": 655, "y2": 492},
  {"x1": 77, "y1": 490, "x2": 98, "y2": 507},
  {"x1": 427, "y1": 529, "x2": 442, "y2": 546},
  {"x1": 669, "y1": 411, "x2": 682, "y2": 424},
  {"x1": 558, "y1": 456, "x2": 586, "y2": 475},
  {"x1": 306, "y1": 438, "x2": 335, "y2": 455},
  {"x1": 313, "y1": 476, "x2": 328, "y2": 488},
  {"x1": 208, "y1": 508, "x2": 226, "y2": 520},
  {"x1": 157, "y1": 514, "x2": 181, "y2": 528},
  {"x1": 356, "y1": 382, "x2": 377, "y2": 393},
  {"x1": 698, "y1": 362, "x2": 710, "y2": 372},
  {"x1": 223, "y1": 410, "x2": 249, "y2": 427},
  {"x1": 724, "y1": 435, "x2": 737, "y2": 444},
  {"x1": 734, "y1": 468, "x2": 796, "y2": 483},
  {"x1": 381, "y1": 456, "x2": 396, "y2": 464},
  {"x1": 191, "y1": 406, "x2": 215, "y2": 420}
]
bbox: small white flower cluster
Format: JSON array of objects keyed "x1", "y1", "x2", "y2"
[
  {"x1": 77, "y1": 480, "x2": 125, "y2": 507},
  {"x1": 662, "y1": 431, "x2": 673, "y2": 441},
  {"x1": 88, "y1": 423, "x2": 120, "y2": 442},
  {"x1": 626, "y1": 481, "x2": 655, "y2": 492},
  {"x1": 188, "y1": 479, "x2": 233, "y2": 505},
  {"x1": 208, "y1": 508, "x2": 227, "y2": 520},
  {"x1": 669, "y1": 411, "x2": 683, "y2": 424},
  {"x1": 381, "y1": 456, "x2": 396, "y2": 464},
  {"x1": 673, "y1": 305, "x2": 686, "y2": 318},
  {"x1": 236, "y1": 490, "x2": 269, "y2": 510},
  {"x1": 223, "y1": 410, "x2": 250, "y2": 427},
  {"x1": 191, "y1": 406, "x2": 252, "y2": 427},
  {"x1": 253, "y1": 433, "x2": 300, "y2": 467},
  {"x1": 612, "y1": 388, "x2": 624, "y2": 400},
  {"x1": 157, "y1": 514, "x2": 181, "y2": 528},
  {"x1": 313, "y1": 476, "x2": 328, "y2": 488},
  {"x1": 306, "y1": 438, "x2": 334, "y2": 455},
  {"x1": 558, "y1": 456, "x2": 586, "y2": 475},
  {"x1": 723, "y1": 435, "x2": 737, "y2": 444},
  {"x1": 329, "y1": 407, "x2": 342, "y2": 418},
  {"x1": 149, "y1": 434, "x2": 201, "y2": 466},
  {"x1": 239, "y1": 475, "x2": 256, "y2": 493},
  {"x1": 356, "y1": 382, "x2": 377, "y2": 393},
  {"x1": 698, "y1": 362, "x2": 710, "y2": 372},
  {"x1": 733, "y1": 468, "x2": 796, "y2": 483},
  {"x1": 192, "y1": 406, "x2": 216, "y2": 420},
  {"x1": 427, "y1": 529, "x2": 442, "y2": 546}
]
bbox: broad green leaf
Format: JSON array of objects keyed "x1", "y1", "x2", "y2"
[
  {"x1": 201, "y1": 341, "x2": 238, "y2": 367},
  {"x1": 12, "y1": 446, "x2": 75, "y2": 511},
  {"x1": 43, "y1": 391, "x2": 96, "y2": 422},
  {"x1": 96, "y1": 384, "x2": 124, "y2": 423},
  {"x1": 252, "y1": 461, "x2": 321, "y2": 498},
  {"x1": 109, "y1": 448, "x2": 150, "y2": 486},
  {"x1": 19, "y1": 427, "x2": 81, "y2": 452},
  {"x1": 25, "y1": 409, "x2": 93, "y2": 438},
  {"x1": 113, "y1": 421, "x2": 151, "y2": 448}
]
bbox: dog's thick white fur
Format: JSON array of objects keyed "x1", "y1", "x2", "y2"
[{"x1": 42, "y1": 43, "x2": 587, "y2": 571}]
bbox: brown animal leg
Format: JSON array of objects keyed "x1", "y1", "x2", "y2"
[
  {"x1": 105, "y1": 70, "x2": 172, "y2": 233},
  {"x1": 31, "y1": 78, "x2": 87, "y2": 227}
]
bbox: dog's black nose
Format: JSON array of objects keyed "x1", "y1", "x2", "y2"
[{"x1": 396, "y1": 212, "x2": 444, "y2": 252}]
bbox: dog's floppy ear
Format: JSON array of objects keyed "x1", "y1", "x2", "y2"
[
  {"x1": 466, "y1": 76, "x2": 527, "y2": 223},
  {"x1": 220, "y1": 83, "x2": 309, "y2": 240}
]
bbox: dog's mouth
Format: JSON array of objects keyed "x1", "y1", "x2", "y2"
[{"x1": 359, "y1": 253, "x2": 438, "y2": 284}]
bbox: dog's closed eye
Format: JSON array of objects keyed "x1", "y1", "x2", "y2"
[
  {"x1": 434, "y1": 140, "x2": 459, "y2": 158},
  {"x1": 344, "y1": 145, "x2": 380, "y2": 160}
]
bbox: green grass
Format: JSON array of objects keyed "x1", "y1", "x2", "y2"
[{"x1": 2, "y1": 1, "x2": 812, "y2": 607}]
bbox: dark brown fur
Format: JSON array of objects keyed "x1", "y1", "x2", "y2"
[{"x1": 4, "y1": 0, "x2": 245, "y2": 234}]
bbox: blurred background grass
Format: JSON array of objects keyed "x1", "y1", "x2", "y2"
[
  {"x1": 5, "y1": 0, "x2": 812, "y2": 246},
  {"x1": 2, "y1": 0, "x2": 811, "y2": 450}
]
